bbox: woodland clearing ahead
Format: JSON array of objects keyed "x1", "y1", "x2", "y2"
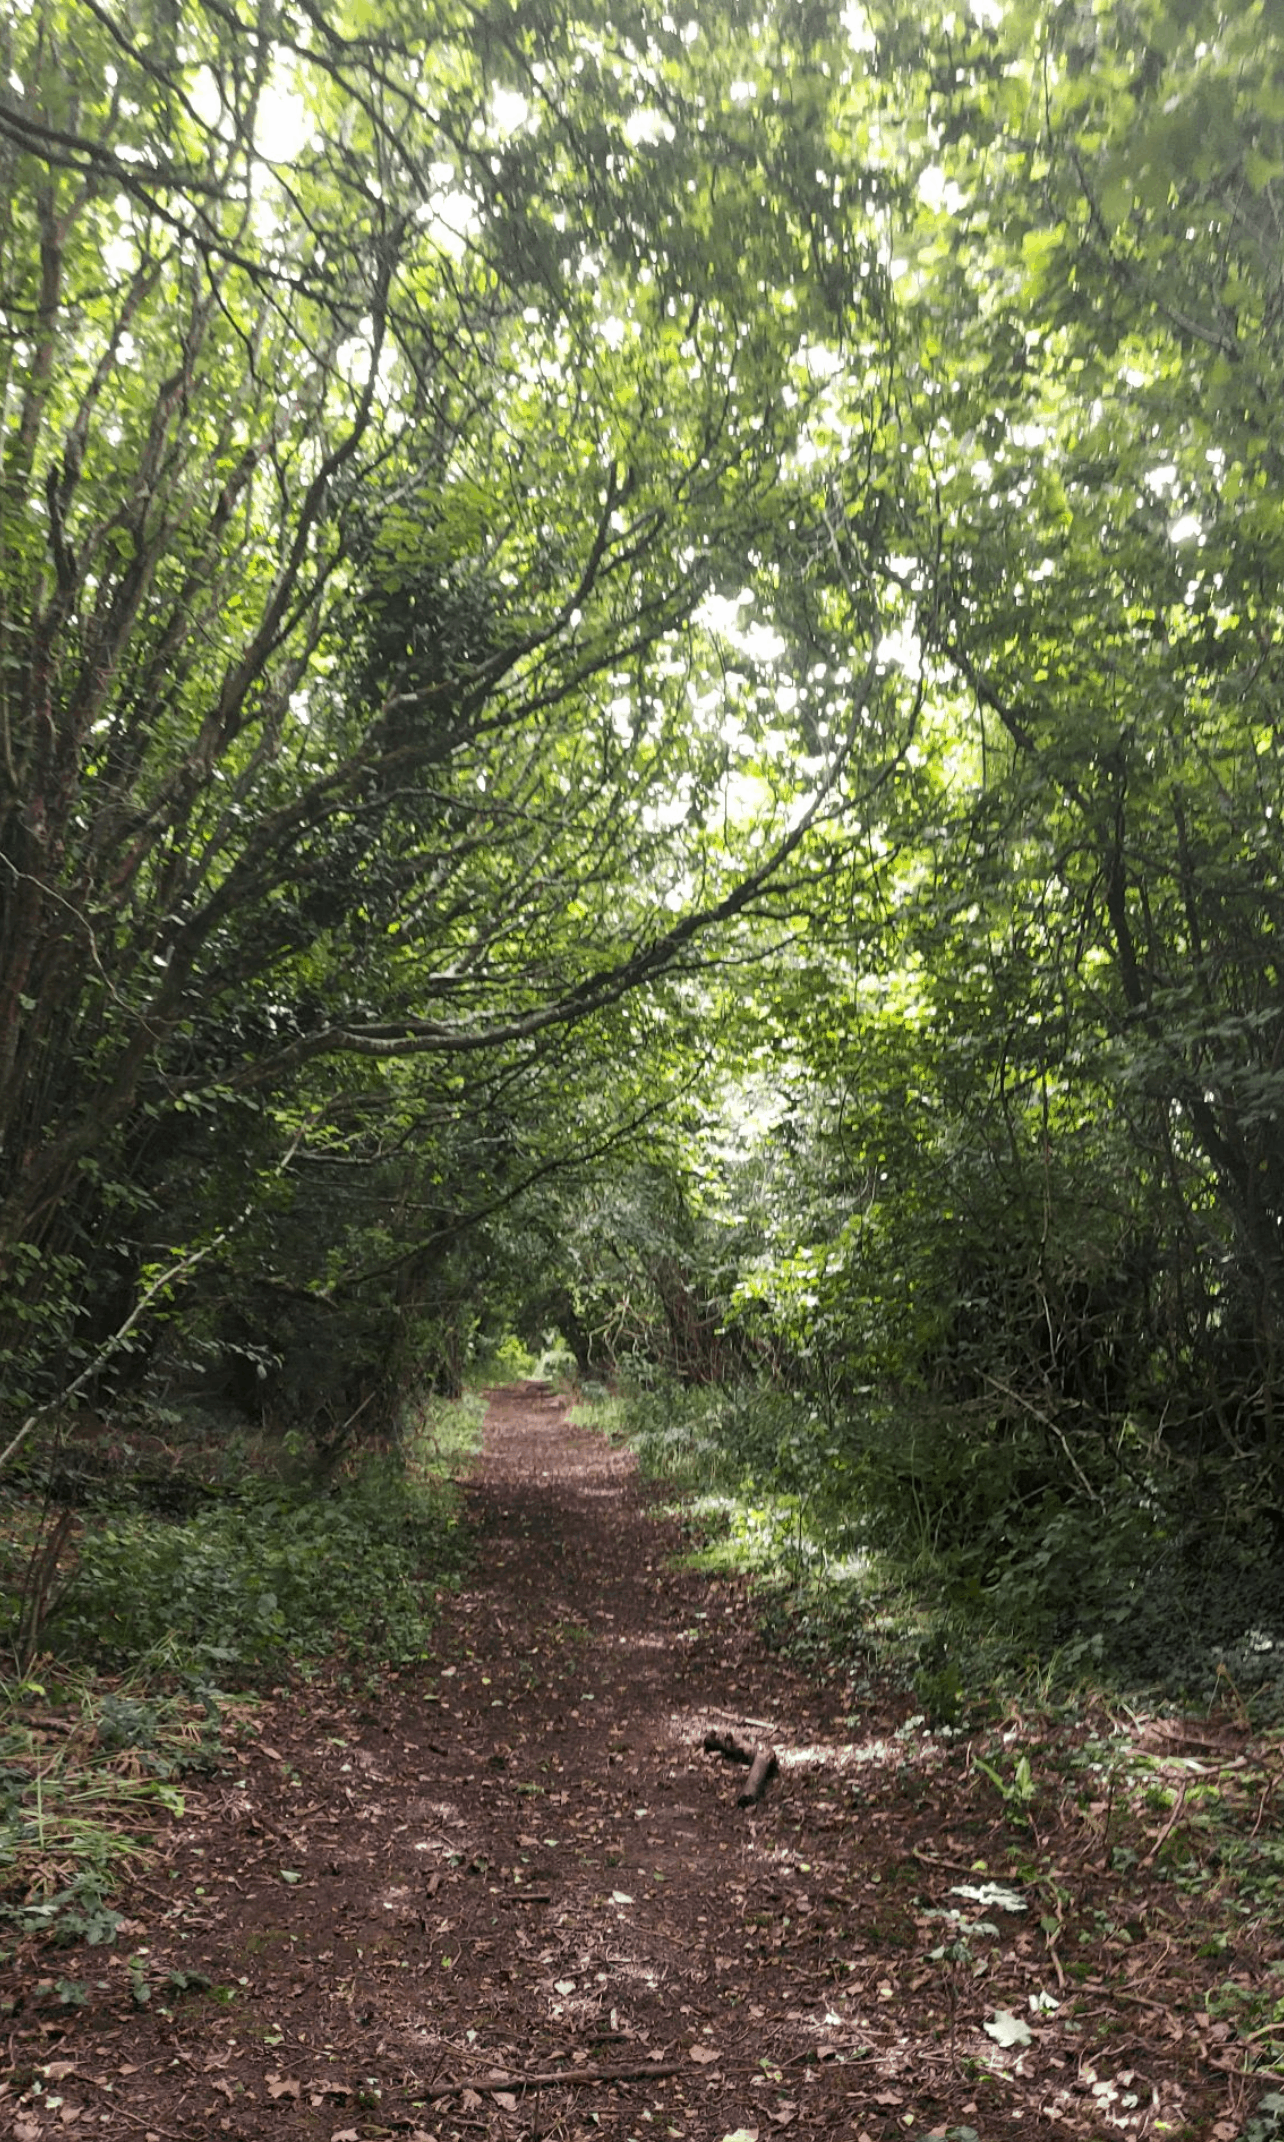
[{"x1": 4, "y1": 1384, "x2": 1281, "y2": 2142}]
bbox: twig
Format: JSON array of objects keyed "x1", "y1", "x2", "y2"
[
  {"x1": 425, "y1": 2060, "x2": 683, "y2": 2101},
  {"x1": 1140, "y1": 1779, "x2": 1187, "y2": 1869},
  {"x1": 911, "y1": 1847, "x2": 999, "y2": 1877},
  {"x1": 125, "y1": 1875, "x2": 187, "y2": 1908},
  {"x1": 1249, "y1": 1773, "x2": 1277, "y2": 1841},
  {"x1": 105, "y1": 2105, "x2": 185, "y2": 2139},
  {"x1": 1040, "y1": 1914, "x2": 1066, "y2": 1990},
  {"x1": 704, "y1": 1706, "x2": 778, "y2": 1732},
  {"x1": 421, "y1": 2044, "x2": 453, "y2": 2096}
]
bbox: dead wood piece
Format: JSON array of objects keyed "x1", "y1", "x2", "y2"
[
  {"x1": 703, "y1": 1729, "x2": 755, "y2": 1765},
  {"x1": 426, "y1": 2061, "x2": 683, "y2": 2101},
  {"x1": 704, "y1": 1727, "x2": 779, "y2": 1806},
  {"x1": 737, "y1": 1744, "x2": 779, "y2": 1807}
]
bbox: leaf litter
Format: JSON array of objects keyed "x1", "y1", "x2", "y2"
[{"x1": 3, "y1": 1381, "x2": 1282, "y2": 2140}]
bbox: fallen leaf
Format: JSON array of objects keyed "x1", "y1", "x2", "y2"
[
  {"x1": 42, "y1": 2062, "x2": 77, "y2": 2081},
  {"x1": 492, "y1": 2091, "x2": 519, "y2": 2111},
  {"x1": 721, "y1": 2129, "x2": 759, "y2": 2141},
  {"x1": 612, "y1": 1890, "x2": 634, "y2": 1904},
  {"x1": 331, "y1": 2130, "x2": 360, "y2": 2141},
  {"x1": 59, "y1": 2109, "x2": 82, "y2": 2126},
  {"x1": 460, "y1": 2088, "x2": 484, "y2": 2110},
  {"x1": 689, "y1": 2045, "x2": 720, "y2": 2065},
  {"x1": 984, "y1": 2009, "x2": 1033, "y2": 2048},
  {"x1": 280, "y1": 1868, "x2": 303, "y2": 1884},
  {"x1": 554, "y1": 1978, "x2": 576, "y2": 1994},
  {"x1": 266, "y1": 2074, "x2": 300, "y2": 2100}
]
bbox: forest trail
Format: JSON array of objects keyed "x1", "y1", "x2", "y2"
[{"x1": 6, "y1": 1385, "x2": 1255, "y2": 2140}]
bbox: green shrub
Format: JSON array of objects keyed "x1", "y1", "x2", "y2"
[
  {"x1": 481, "y1": 1333, "x2": 537, "y2": 1380},
  {"x1": 46, "y1": 1460, "x2": 468, "y2": 1677},
  {"x1": 577, "y1": 1375, "x2": 817, "y2": 1496},
  {"x1": 535, "y1": 1330, "x2": 579, "y2": 1384}
]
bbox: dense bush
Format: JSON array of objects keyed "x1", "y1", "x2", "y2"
[
  {"x1": 41, "y1": 1442, "x2": 474, "y2": 1679},
  {"x1": 580, "y1": 1372, "x2": 1284, "y2": 1717}
]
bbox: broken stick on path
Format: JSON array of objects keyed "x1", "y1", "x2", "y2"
[{"x1": 703, "y1": 1725, "x2": 780, "y2": 1805}]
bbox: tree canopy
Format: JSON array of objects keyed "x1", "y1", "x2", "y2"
[{"x1": 0, "y1": 0, "x2": 904, "y2": 1413}]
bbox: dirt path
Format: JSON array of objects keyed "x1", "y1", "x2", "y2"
[{"x1": 5, "y1": 1384, "x2": 1266, "y2": 2140}]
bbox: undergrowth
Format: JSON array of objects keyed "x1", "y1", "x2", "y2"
[
  {"x1": 48, "y1": 1461, "x2": 465, "y2": 1675},
  {"x1": 571, "y1": 1376, "x2": 1284, "y2": 1729},
  {"x1": 4, "y1": 1389, "x2": 482, "y2": 1679},
  {"x1": 0, "y1": 1671, "x2": 225, "y2": 1961},
  {"x1": 0, "y1": 1387, "x2": 484, "y2": 1946}
]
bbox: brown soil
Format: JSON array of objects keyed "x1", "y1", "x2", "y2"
[{"x1": 4, "y1": 1383, "x2": 1280, "y2": 2141}]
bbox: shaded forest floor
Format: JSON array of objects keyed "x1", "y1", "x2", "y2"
[{"x1": 4, "y1": 1382, "x2": 1282, "y2": 2141}]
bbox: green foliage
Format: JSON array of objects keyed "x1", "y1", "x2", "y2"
[
  {"x1": 47, "y1": 1456, "x2": 469, "y2": 1677},
  {"x1": 535, "y1": 1333, "x2": 581, "y2": 1386},
  {"x1": 576, "y1": 1375, "x2": 825, "y2": 1506},
  {"x1": 0, "y1": 1675, "x2": 204, "y2": 1946},
  {"x1": 1237, "y1": 2095, "x2": 1284, "y2": 2142},
  {"x1": 580, "y1": 1366, "x2": 1284, "y2": 1716},
  {"x1": 19, "y1": 1873, "x2": 124, "y2": 1953},
  {"x1": 478, "y1": 1334, "x2": 538, "y2": 1382},
  {"x1": 0, "y1": 0, "x2": 883, "y2": 1439},
  {"x1": 1, "y1": 1392, "x2": 482, "y2": 1945}
]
